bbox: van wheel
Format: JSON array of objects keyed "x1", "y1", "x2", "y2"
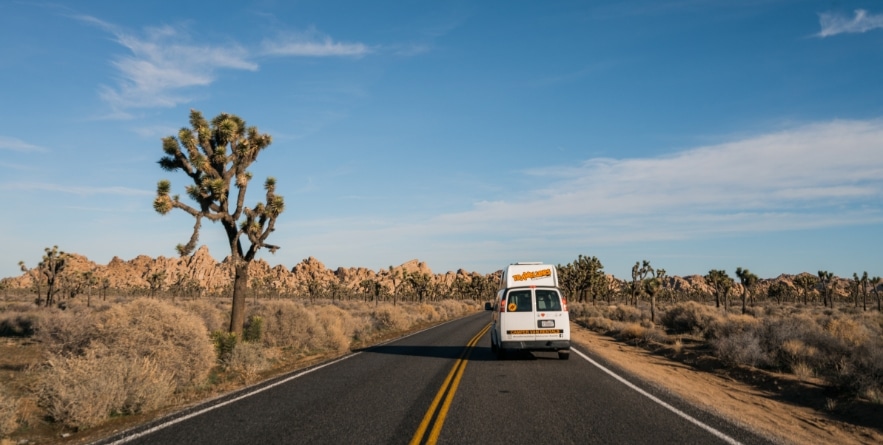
[
  {"x1": 496, "y1": 347, "x2": 506, "y2": 360},
  {"x1": 490, "y1": 340, "x2": 498, "y2": 353},
  {"x1": 558, "y1": 350, "x2": 570, "y2": 360}
]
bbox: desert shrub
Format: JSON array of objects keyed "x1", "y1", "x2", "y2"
[
  {"x1": 181, "y1": 300, "x2": 228, "y2": 333},
  {"x1": 779, "y1": 339, "x2": 820, "y2": 372},
  {"x1": 615, "y1": 321, "x2": 666, "y2": 344},
  {"x1": 37, "y1": 299, "x2": 215, "y2": 392},
  {"x1": 0, "y1": 386, "x2": 20, "y2": 437},
  {"x1": 35, "y1": 307, "x2": 102, "y2": 356},
  {"x1": 211, "y1": 331, "x2": 238, "y2": 366},
  {"x1": 704, "y1": 314, "x2": 761, "y2": 341},
  {"x1": 824, "y1": 316, "x2": 871, "y2": 348},
  {"x1": 310, "y1": 304, "x2": 355, "y2": 353},
  {"x1": 91, "y1": 299, "x2": 215, "y2": 390},
  {"x1": 36, "y1": 352, "x2": 174, "y2": 429},
  {"x1": 254, "y1": 300, "x2": 316, "y2": 351},
  {"x1": 568, "y1": 302, "x2": 606, "y2": 320},
  {"x1": 610, "y1": 305, "x2": 643, "y2": 323},
  {"x1": 372, "y1": 304, "x2": 411, "y2": 332},
  {"x1": 711, "y1": 331, "x2": 767, "y2": 367},
  {"x1": 0, "y1": 311, "x2": 40, "y2": 337},
  {"x1": 243, "y1": 315, "x2": 264, "y2": 343},
  {"x1": 760, "y1": 315, "x2": 834, "y2": 371},
  {"x1": 660, "y1": 301, "x2": 719, "y2": 335},
  {"x1": 433, "y1": 300, "x2": 462, "y2": 319},
  {"x1": 228, "y1": 342, "x2": 270, "y2": 384},
  {"x1": 579, "y1": 316, "x2": 615, "y2": 333},
  {"x1": 416, "y1": 303, "x2": 440, "y2": 323}
]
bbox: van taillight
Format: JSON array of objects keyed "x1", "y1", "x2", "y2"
[
  {"x1": 500, "y1": 298, "x2": 506, "y2": 312},
  {"x1": 562, "y1": 297, "x2": 568, "y2": 312}
]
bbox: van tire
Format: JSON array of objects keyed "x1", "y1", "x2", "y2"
[{"x1": 558, "y1": 350, "x2": 570, "y2": 360}]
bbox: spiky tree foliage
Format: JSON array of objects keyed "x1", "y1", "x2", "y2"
[
  {"x1": 871, "y1": 276, "x2": 882, "y2": 312},
  {"x1": 793, "y1": 273, "x2": 819, "y2": 306},
  {"x1": 642, "y1": 264, "x2": 665, "y2": 323},
  {"x1": 854, "y1": 272, "x2": 869, "y2": 311},
  {"x1": 559, "y1": 255, "x2": 606, "y2": 305},
  {"x1": 406, "y1": 272, "x2": 432, "y2": 302},
  {"x1": 705, "y1": 269, "x2": 733, "y2": 310},
  {"x1": 630, "y1": 260, "x2": 653, "y2": 307},
  {"x1": 735, "y1": 267, "x2": 758, "y2": 314},
  {"x1": 817, "y1": 270, "x2": 834, "y2": 308},
  {"x1": 20, "y1": 246, "x2": 69, "y2": 307},
  {"x1": 153, "y1": 110, "x2": 284, "y2": 335}
]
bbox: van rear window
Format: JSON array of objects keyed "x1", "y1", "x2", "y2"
[
  {"x1": 506, "y1": 290, "x2": 532, "y2": 312},
  {"x1": 536, "y1": 290, "x2": 562, "y2": 311}
]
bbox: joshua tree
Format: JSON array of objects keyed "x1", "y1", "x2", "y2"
[
  {"x1": 735, "y1": 267, "x2": 758, "y2": 314},
  {"x1": 643, "y1": 265, "x2": 665, "y2": 323},
  {"x1": 705, "y1": 269, "x2": 733, "y2": 310},
  {"x1": 817, "y1": 270, "x2": 834, "y2": 308},
  {"x1": 19, "y1": 246, "x2": 68, "y2": 307},
  {"x1": 854, "y1": 272, "x2": 869, "y2": 311},
  {"x1": 630, "y1": 261, "x2": 653, "y2": 307},
  {"x1": 871, "y1": 276, "x2": 882, "y2": 312},
  {"x1": 153, "y1": 110, "x2": 284, "y2": 335},
  {"x1": 793, "y1": 273, "x2": 819, "y2": 306}
]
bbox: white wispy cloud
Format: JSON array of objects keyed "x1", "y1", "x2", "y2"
[
  {"x1": 77, "y1": 16, "x2": 373, "y2": 112},
  {"x1": 818, "y1": 9, "x2": 883, "y2": 37},
  {"x1": 0, "y1": 136, "x2": 47, "y2": 152},
  {"x1": 260, "y1": 29, "x2": 371, "y2": 57},
  {"x1": 286, "y1": 119, "x2": 883, "y2": 259},
  {"x1": 0, "y1": 182, "x2": 152, "y2": 196},
  {"x1": 77, "y1": 15, "x2": 257, "y2": 111}
]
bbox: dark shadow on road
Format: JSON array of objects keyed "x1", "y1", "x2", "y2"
[{"x1": 358, "y1": 344, "x2": 565, "y2": 362}]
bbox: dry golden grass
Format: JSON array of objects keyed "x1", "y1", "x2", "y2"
[{"x1": 0, "y1": 386, "x2": 20, "y2": 438}]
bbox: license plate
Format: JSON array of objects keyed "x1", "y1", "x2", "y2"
[{"x1": 538, "y1": 320, "x2": 555, "y2": 328}]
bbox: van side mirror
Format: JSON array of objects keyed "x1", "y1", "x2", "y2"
[{"x1": 484, "y1": 302, "x2": 493, "y2": 310}]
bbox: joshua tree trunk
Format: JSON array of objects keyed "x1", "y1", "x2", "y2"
[{"x1": 230, "y1": 262, "x2": 249, "y2": 335}]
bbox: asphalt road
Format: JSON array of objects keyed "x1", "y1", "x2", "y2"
[{"x1": 95, "y1": 312, "x2": 773, "y2": 445}]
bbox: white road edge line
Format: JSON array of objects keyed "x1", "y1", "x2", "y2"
[
  {"x1": 105, "y1": 315, "x2": 469, "y2": 445},
  {"x1": 572, "y1": 347, "x2": 743, "y2": 445}
]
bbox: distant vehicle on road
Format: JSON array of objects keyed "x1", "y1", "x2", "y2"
[{"x1": 489, "y1": 262, "x2": 570, "y2": 360}]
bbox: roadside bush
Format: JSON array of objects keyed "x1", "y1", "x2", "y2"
[
  {"x1": 579, "y1": 316, "x2": 615, "y2": 333},
  {"x1": 228, "y1": 342, "x2": 270, "y2": 384},
  {"x1": 182, "y1": 300, "x2": 228, "y2": 333},
  {"x1": 254, "y1": 300, "x2": 316, "y2": 351},
  {"x1": 243, "y1": 315, "x2": 264, "y2": 343},
  {"x1": 611, "y1": 305, "x2": 644, "y2": 323},
  {"x1": 310, "y1": 304, "x2": 355, "y2": 353},
  {"x1": 416, "y1": 303, "x2": 440, "y2": 323},
  {"x1": 660, "y1": 301, "x2": 719, "y2": 335},
  {"x1": 37, "y1": 299, "x2": 215, "y2": 391},
  {"x1": 36, "y1": 351, "x2": 174, "y2": 429},
  {"x1": 615, "y1": 321, "x2": 666, "y2": 344},
  {"x1": 372, "y1": 304, "x2": 411, "y2": 332},
  {"x1": 711, "y1": 330, "x2": 767, "y2": 367},
  {"x1": 92, "y1": 299, "x2": 215, "y2": 390},
  {"x1": 704, "y1": 314, "x2": 761, "y2": 341}
]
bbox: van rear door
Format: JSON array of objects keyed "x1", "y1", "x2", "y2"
[
  {"x1": 502, "y1": 289, "x2": 536, "y2": 343},
  {"x1": 534, "y1": 288, "x2": 568, "y2": 341}
]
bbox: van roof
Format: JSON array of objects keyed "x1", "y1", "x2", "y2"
[{"x1": 500, "y1": 262, "x2": 558, "y2": 289}]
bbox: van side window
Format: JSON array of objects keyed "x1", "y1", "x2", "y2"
[
  {"x1": 507, "y1": 290, "x2": 532, "y2": 312},
  {"x1": 535, "y1": 290, "x2": 562, "y2": 311}
]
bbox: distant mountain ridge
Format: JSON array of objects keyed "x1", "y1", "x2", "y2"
[{"x1": 4, "y1": 247, "x2": 865, "y2": 301}]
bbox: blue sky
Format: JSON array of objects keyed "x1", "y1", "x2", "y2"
[{"x1": 2, "y1": 1, "x2": 882, "y2": 280}]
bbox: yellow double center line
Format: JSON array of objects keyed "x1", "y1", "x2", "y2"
[{"x1": 409, "y1": 323, "x2": 490, "y2": 445}]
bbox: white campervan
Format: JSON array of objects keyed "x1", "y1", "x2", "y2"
[{"x1": 489, "y1": 262, "x2": 571, "y2": 360}]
